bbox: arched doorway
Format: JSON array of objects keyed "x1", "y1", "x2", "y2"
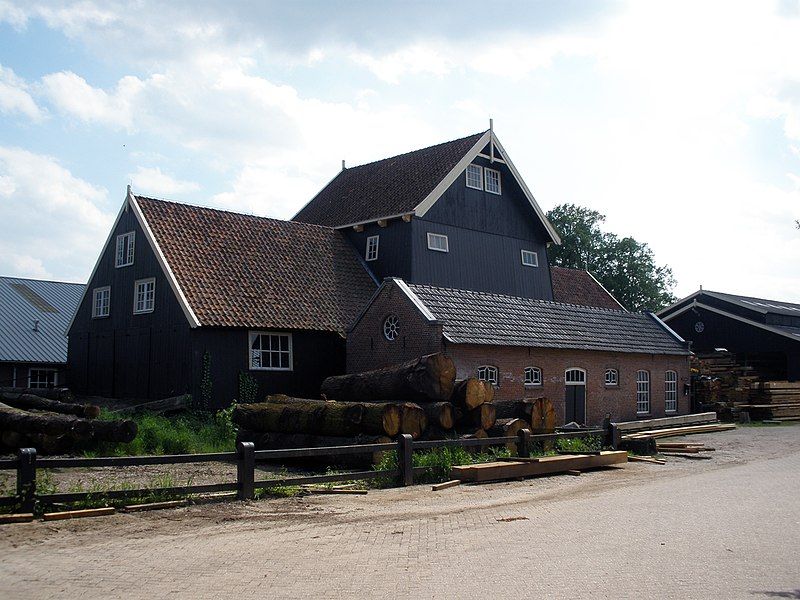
[{"x1": 564, "y1": 368, "x2": 586, "y2": 425}]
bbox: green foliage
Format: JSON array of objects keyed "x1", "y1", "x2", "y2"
[
  {"x1": 555, "y1": 435, "x2": 602, "y2": 453},
  {"x1": 85, "y1": 408, "x2": 237, "y2": 457},
  {"x1": 372, "y1": 445, "x2": 512, "y2": 486},
  {"x1": 546, "y1": 203, "x2": 677, "y2": 312},
  {"x1": 198, "y1": 351, "x2": 213, "y2": 410},
  {"x1": 237, "y1": 371, "x2": 259, "y2": 404}
]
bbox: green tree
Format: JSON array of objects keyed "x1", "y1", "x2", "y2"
[{"x1": 546, "y1": 203, "x2": 677, "y2": 312}]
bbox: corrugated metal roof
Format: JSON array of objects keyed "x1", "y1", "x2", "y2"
[
  {"x1": 407, "y1": 283, "x2": 689, "y2": 355},
  {"x1": 0, "y1": 276, "x2": 85, "y2": 364},
  {"x1": 702, "y1": 290, "x2": 800, "y2": 317}
]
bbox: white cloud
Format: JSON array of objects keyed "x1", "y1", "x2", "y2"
[
  {"x1": 0, "y1": 64, "x2": 44, "y2": 121},
  {"x1": 0, "y1": 146, "x2": 113, "y2": 281},
  {"x1": 129, "y1": 166, "x2": 200, "y2": 197}
]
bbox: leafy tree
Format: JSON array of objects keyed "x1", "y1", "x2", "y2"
[{"x1": 546, "y1": 204, "x2": 677, "y2": 312}]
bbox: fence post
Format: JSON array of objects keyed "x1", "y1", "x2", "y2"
[
  {"x1": 17, "y1": 447, "x2": 36, "y2": 513},
  {"x1": 517, "y1": 429, "x2": 531, "y2": 458},
  {"x1": 602, "y1": 414, "x2": 613, "y2": 448},
  {"x1": 397, "y1": 434, "x2": 414, "y2": 486},
  {"x1": 236, "y1": 441, "x2": 255, "y2": 500}
]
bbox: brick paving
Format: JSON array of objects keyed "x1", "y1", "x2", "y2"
[{"x1": 2, "y1": 427, "x2": 799, "y2": 599}]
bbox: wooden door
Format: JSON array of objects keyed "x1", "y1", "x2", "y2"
[{"x1": 564, "y1": 368, "x2": 587, "y2": 425}]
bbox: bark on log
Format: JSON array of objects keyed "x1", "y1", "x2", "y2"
[
  {"x1": 89, "y1": 419, "x2": 138, "y2": 443},
  {"x1": 451, "y1": 378, "x2": 485, "y2": 410},
  {"x1": 232, "y1": 399, "x2": 400, "y2": 437},
  {"x1": 320, "y1": 353, "x2": 456, "y2": 403},
  {"x1": 0, "y1": 402, "x2": 92, "y2": 437},
  {"x1": 459, "y1": 403, "x2": 496, "y2": 431},
  {"x1": 422, "y1": 402, "x2": 454, "y2": 430},
  {"x1": 530, "y1": 398, "x2": 556, "y2": 432},
  {"x1": 244, "y1": 431, "x2": 393, "y2": 465},
  {"x1": 0, "y1": 392, "x2": 100, "y2": 419},
  {"x1": 0, "y1": 387, "x2": 73, "y2": 402},
  {"x1": 397, "y1": 402, "x2": 428, "y2": 439},
  {"x1": 487, "y1": 418, "x2": 527, "y2": 452},
  {"x1": 494, "y1": 399, "x2": 538, "y2": 420}
]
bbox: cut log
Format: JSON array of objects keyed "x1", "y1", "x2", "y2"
[
  {"x1": 451, "y1": 378, "x2": 485, "y2": 410},
  {"x1": 398, "y1": 402, "x2": 428, "y2": 439},
  {"x1": 530, "y1": 398, "x2": 556, "y2": 431},
  {"x1": 0, "y1": 387, "x2": 73, "y2": 402},
  {"x1": 487, "y1": 418, "x2": 527, "y2": 452},
  {"x1": 461, "y1": 403, "x2": 496, "y2": 431},
  {"x1": 89, "y1": 418, "x2": 138, "y2": 443},
  {"x1": 494, "y1": 399, "x2": 536, "y2": 420},
  {"x1": 320, "y1": 353, "x2": 456, "y2": 403},
  {"x1": 0, "y1": 392, "x2": 100, "y2": 419},
  {"x1": 232, "y1": 399, "x2": 400, "y2": 437},
  {"x1": 452, "y1": 451, "x2": 628, "y2": 482},
  {"x1": 481, "y1": 380, "x2": 495, "y2": 404},
  {"x1": 248, "y1": 431, "x2": 393, "y2": 465},
  {"x1": 422, "y1": 402, "x2": 454, "y2": 430},
  {"x1": 0, "y1": 402, "x2": 93, "y2": 437}
]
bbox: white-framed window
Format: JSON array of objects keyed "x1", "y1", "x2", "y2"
[
  {"x1": 604, "y1": 369, "x2": 619, "y2": 387},
  {"x1": 484, "y1": 167, "x2": 501, "y2": 195},
  {"x1": 29, "y1": 368, "x2": 57, "y2": 389},
  {"x1": 477, "y1": 365, "x2": 499, "y2": 386},
  {"x1": 665, "y1": 370, "x2": 678, "y2": 413},
  {"x1": 427, "y1": 232, "x2": 449, "y2": 253},
  {"x1": 524, "y1": 366, "x2": 542, "y2": 386},
  {"x1": 92, "y1": 286, "x2": 111, "y2": 318},
  {"x1": 115, "y1": 231, "x2": 135, "y2": 268},
  {"x1": 565, "y1": 368, "x2": 586, "y2": 384},
  {"x1": 383, "y1": 315, "x2": 400, "y2": 341},
  {"x1": 637, "y1": 370, "x2": 650, "y2": 414},
  {"x1": 249, "y1": 331, "x2": 293, "y2": 371},
  {"x1": 521, "y1": 250, "x2": 539, "y2": 267},
  {"x1": 466, "y1": 163, "x2": 483, "y2": 190},
  {"x1": 133, "y1": 278, "x2": 155, "y2": 314},
  {"x1": 365, "y1": 235, "x2": 379, "y2": 262}
]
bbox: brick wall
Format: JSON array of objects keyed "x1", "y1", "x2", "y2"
[
  {"x1": 448, "y1": 344, "x2": 691, "y2": 426},
  {"x1": 347, "y1": 282, "x2": 443, "y2": 373}
]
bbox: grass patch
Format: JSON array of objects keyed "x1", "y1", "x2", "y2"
[
  {"x1": 85, "y1": 407, "x2": 237, "y2": 457},
  {"x1": 372, "y1": 445, "x2": 512, "y2": 486}
]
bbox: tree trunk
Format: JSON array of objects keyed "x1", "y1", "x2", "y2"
[
  {"x1": 531, "y1": 398, "x2": 556, "y2": 432},
  {"x1": 244, "y1": 431, "x2": 393, "y2": 465},
  {"x1": 451, "y1": 378, "x2": 485, "y2": 410},
  {"x1": 397, "y1": 402, "x2": 428, "y2": 439},
  {"x1": 89, "y1": 419, "x2": 138, "y2": 443},
  {"x1": 423, "y1": 402, "x2": 454, "y2": 430},
  {"x1": 481, "y1": 381, "x2": 495, "y2": 404},
  {"x1": 459, "y1": 403, "x2": 496, "y2": 431},
  {"x1": 0, "y1": 392, "x2": 100, "y2": 419},
  {"x1": 320, "y1": 353, "x2": 456, "y2": 403},
  {"x1": 487, "y1": 418, "x2": 527, "y2": 452},
  {"x1": 0, "y1": 387, "x2": 74, "y2": 402},
  {"x1": 232, "y1": 399, "x2": 400, "y2": 437},
  {"x1": 0, "y1": 402, "x2": 93, "y2": 437}
]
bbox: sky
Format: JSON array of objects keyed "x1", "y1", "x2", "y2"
[{"x1": 0, "y1": 0, "x2": 799, "y2": 302}]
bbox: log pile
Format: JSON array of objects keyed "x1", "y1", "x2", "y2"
[
  {"x1": 738, "y1": 381, "x2": 800, "y2": 421},
  {"x1": 0, "y1": 389, "x2": 137, "y2": 454}
]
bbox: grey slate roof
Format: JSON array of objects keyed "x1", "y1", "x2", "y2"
[
  {"x1": 406, "y1": 283, "x2": 688, "y2": 355},
  {"x1": 700, "y1": 290, "x2": 800, "y2": 317},
  {"x1": 292, "y1": 132, "x2": 486, "y2": 227},
  {"x1": 0, "y1": 276, "x2": 85, "y2": 364}
]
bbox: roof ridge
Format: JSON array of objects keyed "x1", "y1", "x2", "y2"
[
  {"x1": 704, "y1": 289, "x2": 800, "y2": 309},
  {"x1": 0, "y1": 275, "x2": 85, "y2": 286},
  {"x1": 341, "y1": 131, "x2": 486, "y2": 171}
]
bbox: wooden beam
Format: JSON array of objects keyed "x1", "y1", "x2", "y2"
[
  {"x1": 402, "y1": 214, "x2": 412, "y2": 222},
  {"x1": 0, "y1": 513, "x2": 34, "y2": 524},
  {"x1": 377, "y1": 219, "x2": 388, "y2": 228},
  {"x1": 43, "y1": 507, "x2": 116, "y2": 521},
  {"x1": 431, "y1": 480, "x2": 461, "y2": 491},
  {"x1": 628, "y1": 456, "x2": 665, "y2": 465},
  {"x1": 452, "y1": 451, "x2": 627, "y2": 483},
  {"x1": 352, "y1": 224, "x2": 364, "y2": 232}
]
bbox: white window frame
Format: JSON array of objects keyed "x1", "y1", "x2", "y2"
[
  {"x1": 637, "y1": 370, "x2": 651, "y2": 414},
  {"x1": 115, "y1": 231, "x2": 135, "y2": 268},
  {"x1": 565, "y1": 368, "x2": 586, "y2": 385},
  {"x1": 133, "y1": 278, "x2": 155, "y2": 314},
  {"x1": 249, "y1": 331, "x2": 293, "y2": 371},
  {"x1": 92, "y1": 286, "x2": 111, "y2": 318},
  {"x1": 521, "y1": 250, "x2": 539, "y2": 267},
  {"x1": 427, "y1": 232, "x2": 449, "y2": 253},
  {"x1": 484, "y1": 167, "x2": 501, "y2": 195},
  {"x1": 466, "y1": 164, "x2": 483, "y2": 190},
  {"x1": 365, "y1": 235, "x2": 379, "y2": 262},
  {"x1": 604, "y1": 369, "x2": 619, "y2": 387},
  {"x1": 477, "y1": 365, "x2": 499, "y2": 386},
  {"x1": 29, "y1": 367, "x2": 57, "y2": 389},
  {"x1": 524, "y1": 366, "x2": 542, "y2": 387},
  {"x1": 665, "y1": 370, "x2": 678, "y2": 413}
]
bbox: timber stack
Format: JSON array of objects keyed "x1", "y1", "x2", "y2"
[
  {"x1": 0, "y1": 388, "x2": 137, "y2": 454},
  {"x1": 738, "y1": 381, "x2": 800, "y2": 421}
]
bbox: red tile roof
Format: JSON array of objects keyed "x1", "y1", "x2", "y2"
[
  {"x1": 292, "y1": 132, "x2": 486, "y2": 227},
  {"x1": 135, "y1": 196, "x2": 378, "y2": 331},
  {"x1": 551, "y1": 266, "x2": 624, "y2": 311}
]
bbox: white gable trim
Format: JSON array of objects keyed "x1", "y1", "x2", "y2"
[
  {"x1": 413, "y1": 131, "x2": 562, "y2": 245},
  {"x1": 395, "y1": 279, "x2": 437, "y2": 322},
  {"x1": 656, "y1": 290, "x2": 705, "y2": 318},
  {"x1": 645, "y1": 312, "x2": 687, "y2": 345},
  {"x1": 586, "y1": 270, "x2": 626, "y2": 311},
  {"x1": 129, "y1": 193, "x2": 201, "y2": 328}
]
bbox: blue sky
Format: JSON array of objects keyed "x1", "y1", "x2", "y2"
[{"x1": 1, "y1": 0, "x2": 799, "y2": 302}]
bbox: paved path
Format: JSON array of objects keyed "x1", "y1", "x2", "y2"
[{"x1": 2, "y1": 428, "x2": 800, "y2": 599}]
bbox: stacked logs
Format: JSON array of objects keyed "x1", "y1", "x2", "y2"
[{"x1": 0, "y1": 389, "x2": 137, "y2": 454}]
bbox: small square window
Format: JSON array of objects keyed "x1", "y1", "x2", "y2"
[
  {"x1": 427, "y1": 232, "x2": 449, "y2": 253},
  {"x1": 477, "y1": 365, "x2": 498, "y2": 386},
  {"x1": 604, "y1": 369, "x2": 618, "y2": 386},
  {"x1": 133, "y1": 278, "x2": 155, "y2": 314},
  {"x1": 366, "y1": 235, "x2": 379, "y2": 261},
  {"x1": 92, "y1": 286, "x2": 111, "y2": 318},
  {"x1": 485, "y1": 168, "x2": 501, "y2": 195},
  {"x1": 524, "y1": 367, "x2": 542, "y2": 386},
  {"x1": 521, "y1": 250, "x2": 538, "y2": 267},
  {"x1": 115, "y1": 232, "x2": 135, "y2": 267},
  {"x1": 466, "y1": 164, "x2": 483, "y2": 190},
  {"x1": 249, "y1": 332, "x2": 293, "y2": 371}
]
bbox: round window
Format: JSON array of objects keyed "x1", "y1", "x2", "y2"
[
  {"x1": 383, "y1": 315, "x2": 400, "y2": 341},
  {"x1": 694, "y1": 321, "x2": 705, "y2": 333}
]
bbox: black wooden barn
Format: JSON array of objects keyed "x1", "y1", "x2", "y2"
[{"x1": 658, "y1": 290, "x2": 800, "y2": 381}]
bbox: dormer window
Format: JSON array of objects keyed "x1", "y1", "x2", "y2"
[
  {"x1": 427, "y1": 232, "x2": 449, "y2": 253},
  {"x1": 466, "y1": 164, "x2": 483, "y2": 190},
  {"x1": 521, "y1": 250, "x2": 538, "y2": 267},
  {"x1": 484, "y1": 167, "x2": 501, "y2": 195},
  {"x1": 115, "y1": 231, "x2": 135, "y2": 267},
  {"x1": 366, "y1": 235, "x2": 379, "y2": 261}
]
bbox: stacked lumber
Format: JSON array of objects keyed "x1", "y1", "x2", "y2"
[
  {"x1": 621, "y1": 423, "x2": 735, "y2": 441},
  {"x1": 452, "y1": 451, "x2": 627, "y2": 483},
  {"x1": 0, "y1": 389, "x2": 137, "y2": 454},
  {"x1": 656, "y1": 442, "x2": 714, "y2": 454},
  {"x1": 738, "y1": 381, "x2": 800, "y2": 421}
]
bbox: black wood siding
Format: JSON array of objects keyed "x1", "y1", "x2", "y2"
[{"x1": 343, "y1": 220, "x2": 412, "y2": 282}]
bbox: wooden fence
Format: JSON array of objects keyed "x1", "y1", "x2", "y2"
[{"x1": 0, "y1": 428, "x2": 607, "y2": 514}]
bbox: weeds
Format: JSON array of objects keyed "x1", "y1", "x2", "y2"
[{"x1": 372, "y1": 445, "x2": 512, "y2": 486}]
